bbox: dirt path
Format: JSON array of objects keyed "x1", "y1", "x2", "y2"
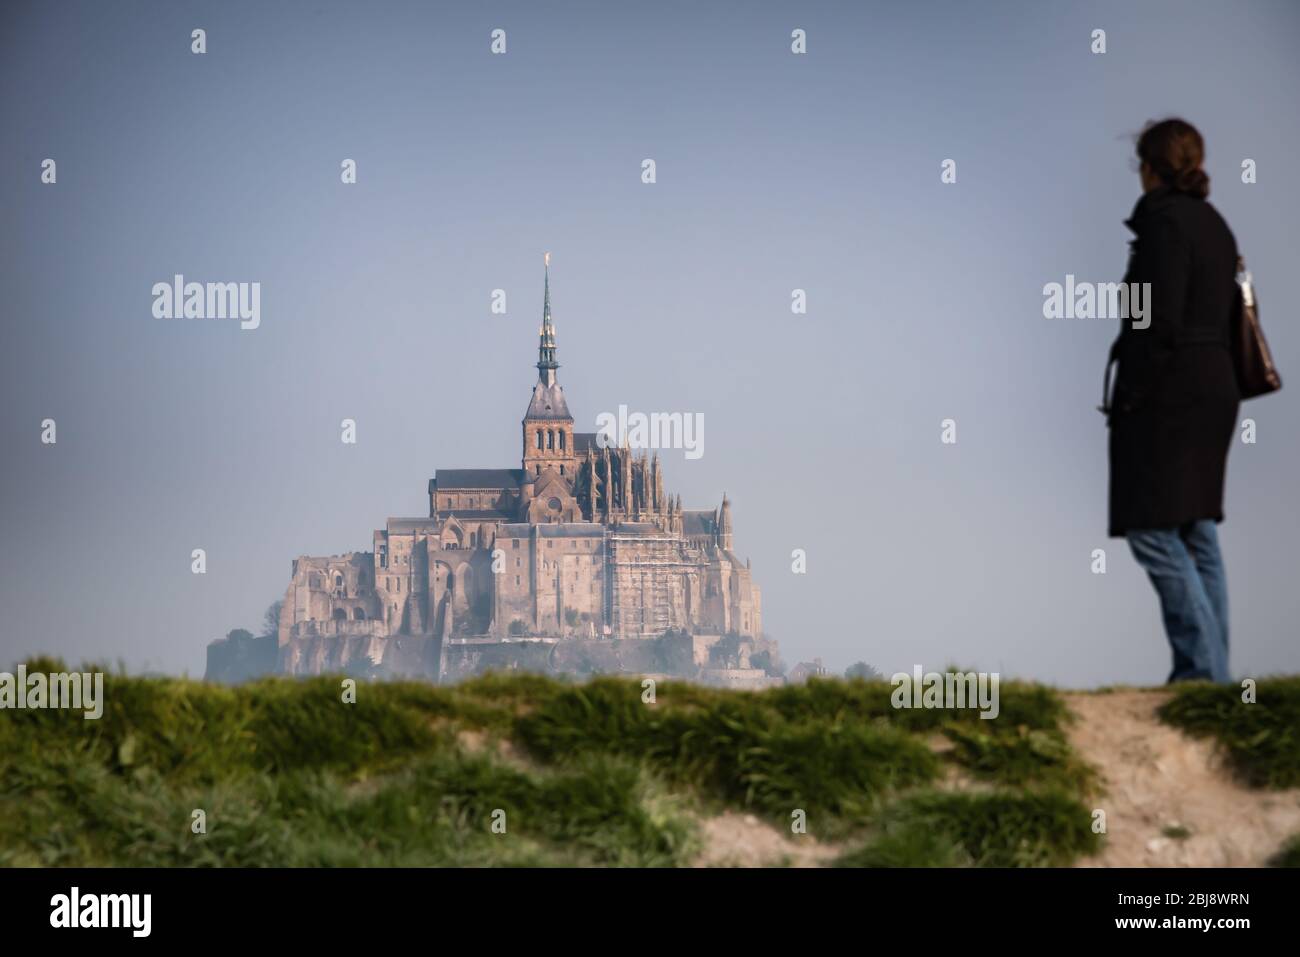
[
  {"x1": 1063, "y1": 690, "x2": 1300, "y2": 867},
  {"x1": 692, "y1": 811, "x2": 839, "y2": 868},
  {"x1": 695, "y1": 691, "x2": 1300, "y2": 867}
]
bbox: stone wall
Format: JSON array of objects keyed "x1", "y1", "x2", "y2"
[
  {"x1": 440, "y1": 633, "x2": 698, "y2": 684},
  {"x1": 208, "y1": 628, "x2": 779, "y2": 690}
]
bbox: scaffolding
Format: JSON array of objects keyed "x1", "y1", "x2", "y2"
[{"x1": 603, "y1": 531, "x2": 706, "y2": 638}]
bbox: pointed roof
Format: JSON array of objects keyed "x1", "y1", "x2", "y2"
[
  {"x1": 536, "y1": 253, "x2": 558, "y2": 381},
  {"x1": 526, "y1": 381, "x2": 572, "y2": 420},
  {"x1": 525, "y1": 253, "x2": 571, "y2": 420}
]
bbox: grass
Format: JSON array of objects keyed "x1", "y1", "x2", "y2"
[
  {"x1": 1270, "y1": 834, "x2": 1300, "y2": 868},
  {"x1": 515, "y1": 678, "x2": 941, "y2": 834},
  {"x1": 1155, "y1": 678, "x2": 1300, "y2": 868},
  {"x1": 1, "y1": 660, "x2": 1106, "y2": 867},
  {"x1": 1157, "y1": 676, "x2": 1300, "y2": 788},
  {"x1": 833, "y1": 790, "x2": 1102, "y2": 868}
]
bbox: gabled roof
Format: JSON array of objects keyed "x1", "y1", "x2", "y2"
[
  {"x1": 387, "y1": 517, "x2": 437, "y2": 533},
  {"x1": 434, "y1": 469, "x2": 524, "y2": 490},
  {"x1": 532, "y1": 468, "x2": 570, "y2": 497}
]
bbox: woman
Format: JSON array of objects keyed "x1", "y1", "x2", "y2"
[{"x1": 1107, "y1": 118, "x2": 1240, "y2": 683}]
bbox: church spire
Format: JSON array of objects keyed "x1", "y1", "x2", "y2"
[{"x1": 537, "y1": 252, "x2": 558, "y2": 387}]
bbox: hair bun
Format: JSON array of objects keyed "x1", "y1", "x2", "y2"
[
  {"x1": 1175, "y1": 166, "x2": 1210, "y2": 199},
  {"x1": 1137, "y1": 118, "x2": 1210, "y2": 199}
]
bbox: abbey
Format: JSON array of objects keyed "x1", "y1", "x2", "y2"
[{"x1": 277, "y1": 260, "x2": 762, "y2": 667}]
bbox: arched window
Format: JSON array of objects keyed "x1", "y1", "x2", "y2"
[
  {"x1": 470, "y1": 532, "x2": 477, "y2": 547},
  {"x1": 559, "y1": 431, "x2": 566, "y2": 450},
  {"x1": 353, "y1": 608, "x2": 366, "y2": 621},
  {"x1": 332, "y1": 608, "x2": 347, "y2": 621},
  {"x1": 547, "y1": 430, "x2": 554, "y2": 450},
  {"x1": 536, "y1": 430, "x2": 543, "y2": 450}
]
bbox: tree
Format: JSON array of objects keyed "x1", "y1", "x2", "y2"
[
  {"x1": 709, "y1": 633, "x2": 744, "y2": 670},
  {"x1": 262, "y1": 600, "x2": 283, "y2": 638},
  {"x1": 753, "y1": 632, "x2": 787, "y2": 677},
  {"x1": 344, "y1": 653, "x2": 380, "y2": 681},
  {"x1": 845, "y1": 661, "x2": 882, "y2": 680},
  {"x1": 651, "y1": 629, "x2": 696, "y2": 676}
]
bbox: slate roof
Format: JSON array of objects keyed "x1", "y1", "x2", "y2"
[
  {"x1": 387, "y1": 517, "x2": 437, "y2": 533},
  {"x1": 573, "y1": 432, "x2": 607, "y2": 453},
  {"x1": 525, "y1": 382, "x2": 572, "y2": 420},
  {"x1": 495, "y1": 523, "x2": 605, "y2": 539},
  {"x1": 537, "y1": 523, "x2": 606, "y2": 538},
  {"x1": 442, "y1": 509, "x2": 516, "y2": 521},
  {"x1": 434, "y1": 469, "x2": 524, "y2": 490},
  {"x1": 613, "y1": 522, "x2": 661, "y2": 535},
  {"x1": 681, "y1": 510, "x2": 718, "y2": 536}
]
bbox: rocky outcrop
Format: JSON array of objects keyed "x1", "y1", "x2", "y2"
[
  {"x1": 204, "y1": 632, "x2": 278, "y2": 683},
  {"x1": 277, "y1": 633, "x2": 443, "y2": 679}
]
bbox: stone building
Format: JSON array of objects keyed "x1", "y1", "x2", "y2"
[{"x1": 277, "y1": 260, "x2": 762, "y2": 661}]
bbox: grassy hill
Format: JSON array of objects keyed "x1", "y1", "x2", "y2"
[{"x1": 2, "y1": 659, "x2": 1297, "y2": 867}]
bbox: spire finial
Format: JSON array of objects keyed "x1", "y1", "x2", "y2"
[
  {"x1": 537, "y1": 254, "x2": 558, "y2": 384},
  {"x1": 542, "y1": 253, "x2": 552, "y2": 326}
]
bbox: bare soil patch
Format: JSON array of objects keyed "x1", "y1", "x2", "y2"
[{"x1": 1063, "y1": 690, "x2": 1300, "y2": 867}]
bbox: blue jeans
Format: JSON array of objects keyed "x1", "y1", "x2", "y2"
[{"x1": 1126, "y1": 520, "x2": 1230, "y2": 683}]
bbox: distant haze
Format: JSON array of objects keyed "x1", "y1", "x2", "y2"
[{"x1": 3, "y1": 0, "x2": 1298, "y2": 685}]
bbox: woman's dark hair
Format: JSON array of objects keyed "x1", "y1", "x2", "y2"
[{"x1": 1137, "y1": 118, "x2": 1210, "y2": 198}]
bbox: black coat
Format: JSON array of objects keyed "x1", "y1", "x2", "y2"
[{"x1": 1107, "y1": 186, "x2": 1240, "y2": 537}]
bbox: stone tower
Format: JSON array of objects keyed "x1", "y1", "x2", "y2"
[{"x1": 521, "y1": 254, "x2": 577, "y2": 480}]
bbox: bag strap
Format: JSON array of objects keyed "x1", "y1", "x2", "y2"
[{"x1": 1099, "y1": 340, "x2": 1118, "y2": 415}]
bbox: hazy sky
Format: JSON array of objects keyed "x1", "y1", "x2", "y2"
[{"x1": 3, "y1": 0, "x2": 1298, "y2": 685}]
